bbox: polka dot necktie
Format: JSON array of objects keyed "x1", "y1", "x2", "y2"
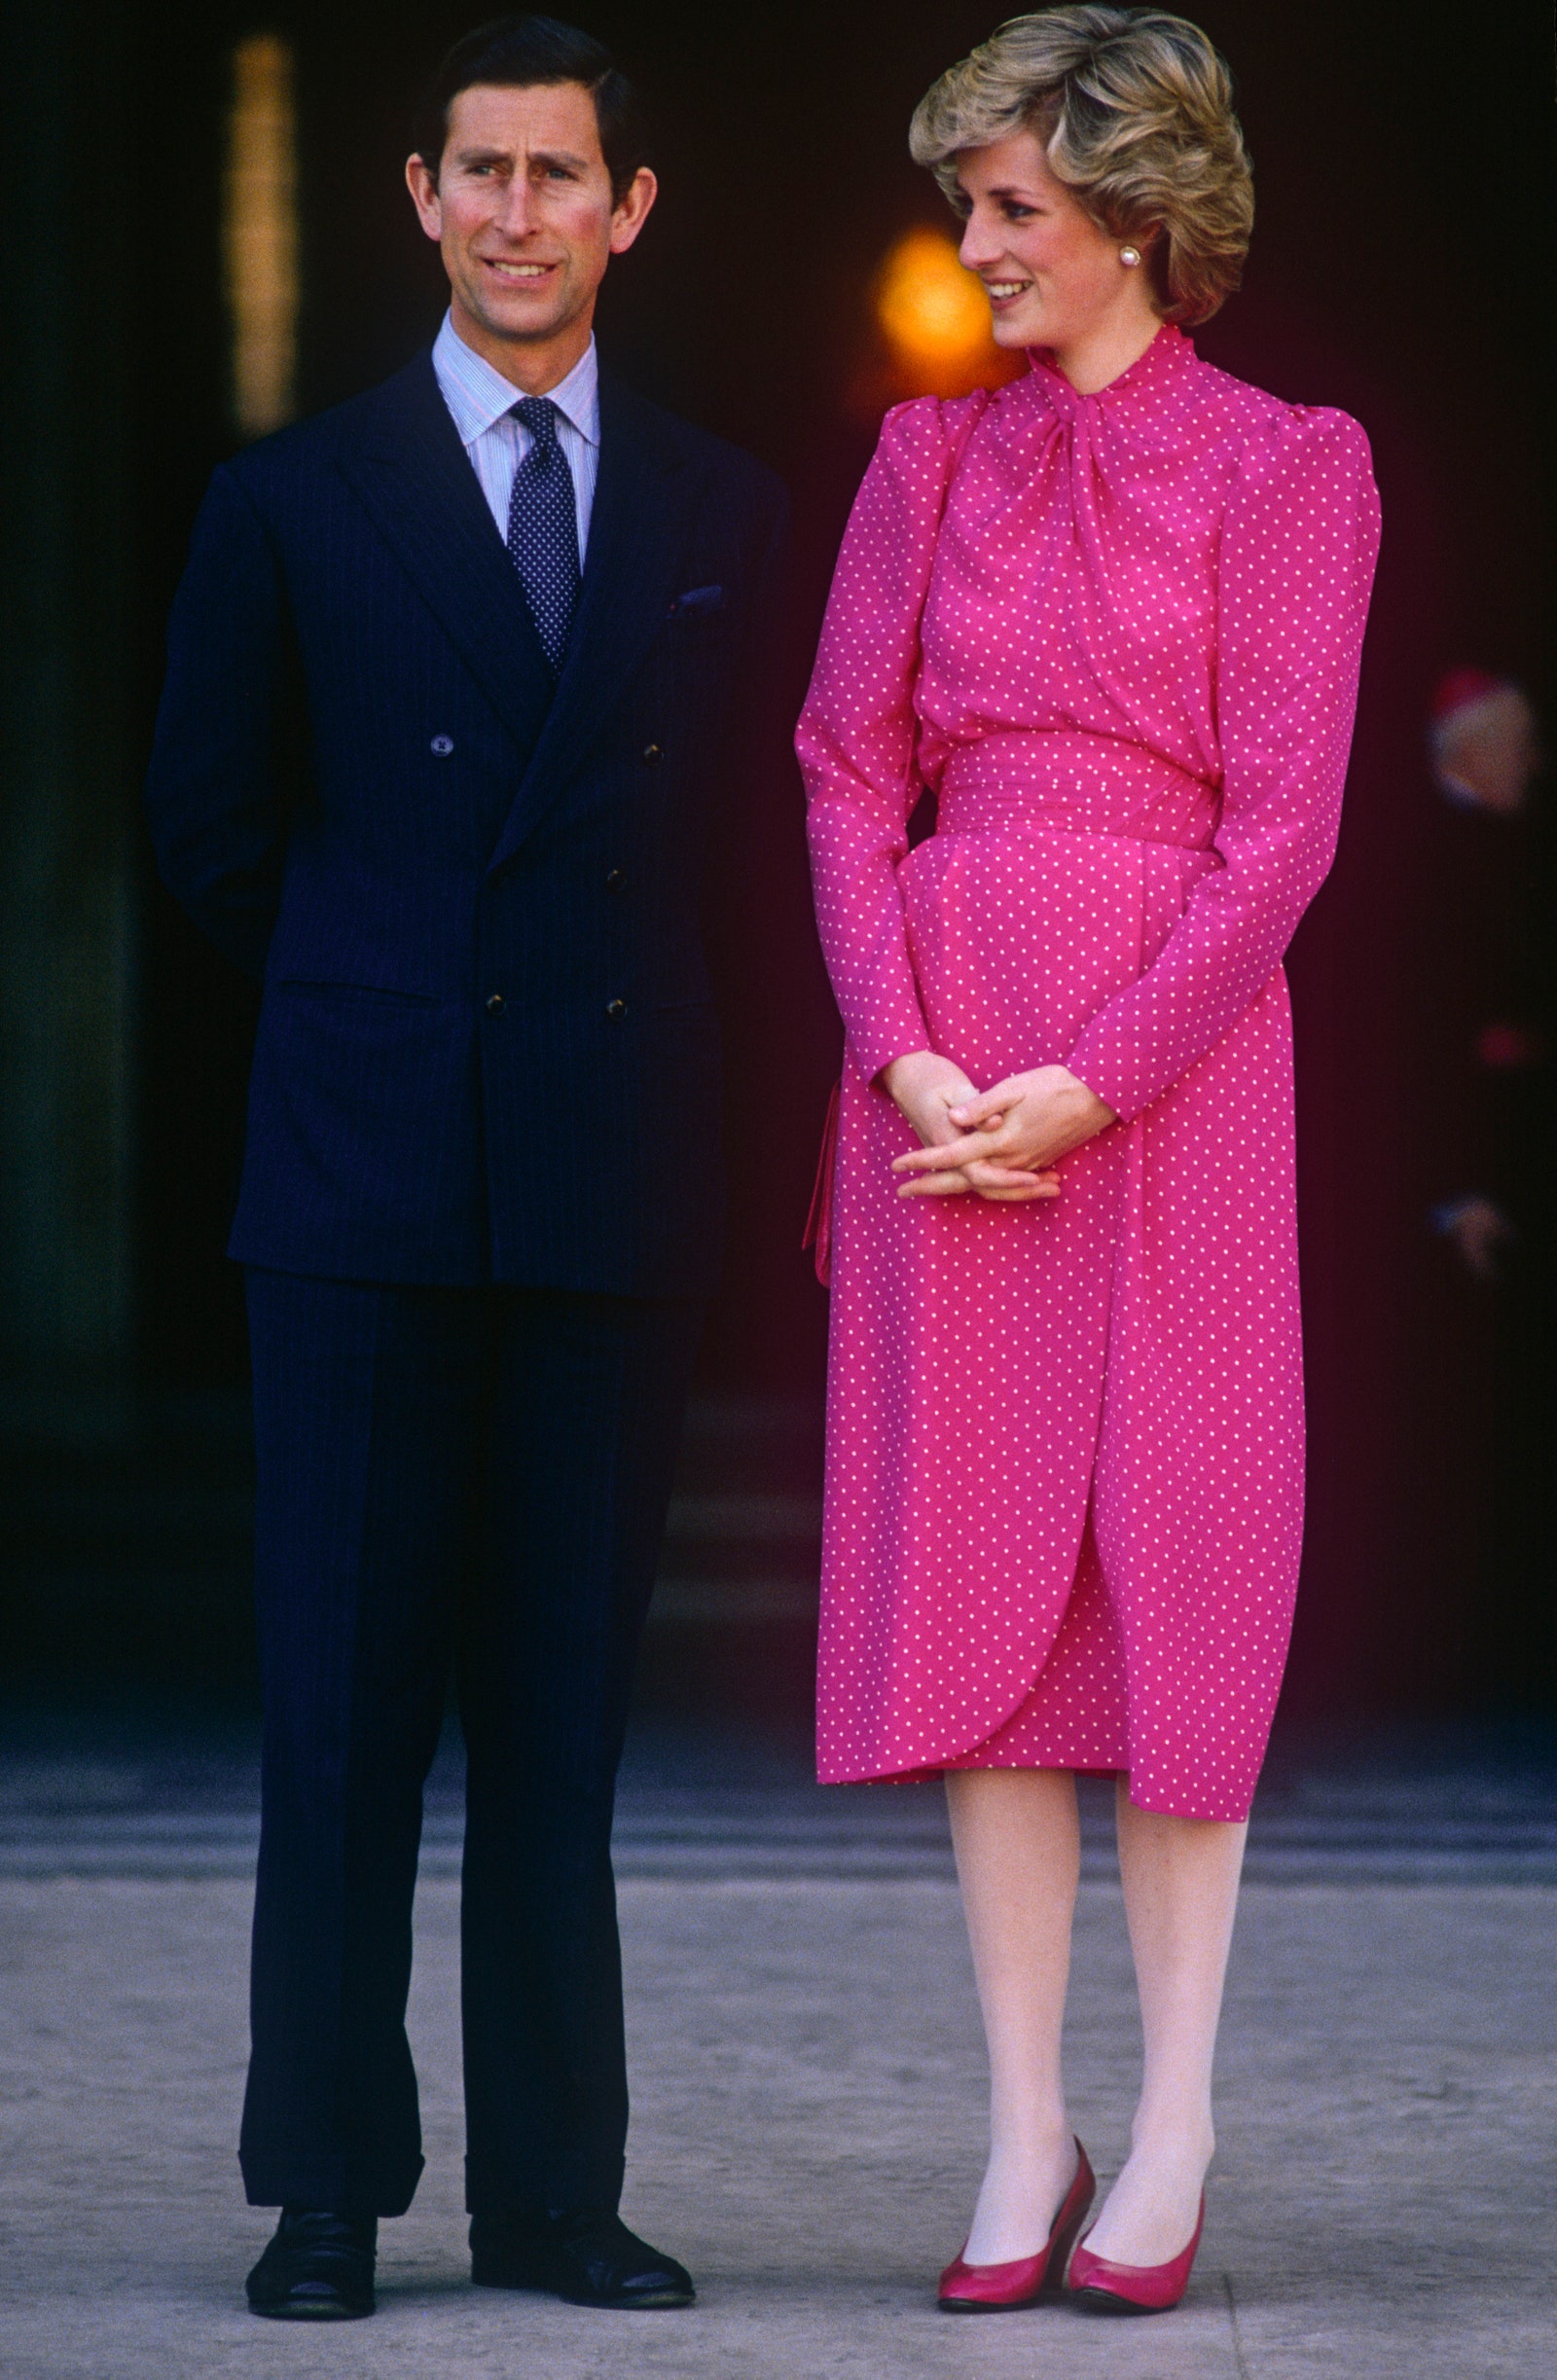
[{"x1": 505, "y1": 397, "x2": 581, "y2": 675}]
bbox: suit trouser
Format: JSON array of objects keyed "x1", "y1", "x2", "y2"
[{"x1": 237, "y1": 1267, "x2": 704, "y2": 2218}]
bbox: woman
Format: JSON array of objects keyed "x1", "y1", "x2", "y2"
[{"x1": 798, "y1": 5, "x2": 1379, "y2": 2316}]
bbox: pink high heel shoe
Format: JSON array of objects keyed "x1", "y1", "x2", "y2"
[
  {"x1": 937, "y1": 2141, "x2": 1096, "y2": 2313},
  {"x1": 1066, "y1": 2190, "x2": 1205, "y2": 2314}
]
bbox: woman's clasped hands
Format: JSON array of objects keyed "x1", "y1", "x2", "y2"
[{"x1": 881, "y1": 1051, "x2": 1117, "y2": 1204}]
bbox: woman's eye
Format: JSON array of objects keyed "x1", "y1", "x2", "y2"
[{"x1": 1002, "y1": 201, "x2": 1036, "y2": 221}]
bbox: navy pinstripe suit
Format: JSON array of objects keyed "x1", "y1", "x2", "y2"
[{"x1": 146, "y1": 351, "x2": 787, "y2": 2218}]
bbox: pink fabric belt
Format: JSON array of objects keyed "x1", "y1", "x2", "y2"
[{"x1": 933, "y1": 731, "x2": 1219, "y2": 852}]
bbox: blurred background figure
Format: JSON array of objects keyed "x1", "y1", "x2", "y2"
[
  {"x1": 1430, "y1": 1193, "x2": 1515, "y2": 1285},
  {"x1": 1424, "y1": 665, "x2": 1543, "y2": 1291},
  {"x1": 1410, "y1": 649, "x2": 1548, "y2": 1743},
  {"x1": 1428, "y1": 668, "x2": 1540, "y2": 818}
]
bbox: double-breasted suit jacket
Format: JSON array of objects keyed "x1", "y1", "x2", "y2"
[{"x1": 147, "y1": 351, "x2": 787, "y2": 1296}]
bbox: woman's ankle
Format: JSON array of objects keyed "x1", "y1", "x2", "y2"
[
  {"x1": 1126, "y1": 2117, "x2": 1214, "y2": 2171},
  {"x1": 1080, "y1": 2129, "x2": 1210, "y2": 2266},
  {"x1": 989, "y1": 2115, "x2": 1074, "y2": 2165},
  {"x1": 963, "y1": 2131, "x2": 1078, "y2": 2264}
]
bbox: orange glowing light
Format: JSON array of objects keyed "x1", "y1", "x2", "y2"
[
  {"x1": 875, "y1": 226, "x2": 993, "y2": 370},
  {"x1": 855, "y1": 225, "x2": 1025, "y2": 414}
]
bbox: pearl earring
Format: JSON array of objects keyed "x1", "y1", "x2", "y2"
[{"x1": 1119, "y1": 245, "x2": 1141, "y2": 267}]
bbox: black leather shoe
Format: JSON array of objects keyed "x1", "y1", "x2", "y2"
[
  {"x1": 246, "y1": 2208, "x2": 378, "y2": 2319},
  {"x1": 470, "y1": 2207, "x2": 695, "y2": 2308}
]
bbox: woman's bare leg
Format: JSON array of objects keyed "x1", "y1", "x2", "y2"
[
  {"x1": 944, "y1": 1767, "x2": 1081, "y2": 2263},
  {"x1": 1081, "y1": 1785, "x2": 1247, "y2": 2264}
]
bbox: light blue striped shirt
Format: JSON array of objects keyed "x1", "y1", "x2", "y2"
[{"x1": 430, "y1": 311, "x2": 600, "y2": 564}]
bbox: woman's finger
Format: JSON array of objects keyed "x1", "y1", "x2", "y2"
[
  {"x1": 965, "y1": 1174, "x2": 1059, "y2": 1202},
  {"x1": 948, "y1": 1083, "x2": 1022, "y2": 1128},
  {"x1": 897, "y1": 1169, "x2": 973, "y2": 1197},
  {"x1": 901, "y1": 1154, "x2": 1063, "y2": 1199},
  {"x1": 975, "y1": 1180, "x2": 1057, "y2": 1202},
  {"x1": 893, "y1": 1130, "x2": 1005, "y2": 1173},
  {"x1": 963, "y1": 1162, "x2": 1053, "y2": 1190}
]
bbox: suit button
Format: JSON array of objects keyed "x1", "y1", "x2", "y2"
[
  {"x1": 605, "y1": 868, "x2": 627, "y2": 892},
  {"x1": 605, "y1": 997, "x2": 627, "y2": 1021},
  {"x1": 485, "y1": 992, "x2": 505, "y2": 1016},
  {"x1": 430, "y1": 734, "x2": 454, "y2": 756},
  {"x1": 640, "y1": 742, "x2": 665, "y2": 766}
]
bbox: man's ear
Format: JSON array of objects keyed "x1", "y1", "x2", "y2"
[
  {"x1": 406, "y1": 154, "x2": 444, "y2": 241},
  {"x1": 608, "y1": 166, "x2": 658, "y2": 257}
]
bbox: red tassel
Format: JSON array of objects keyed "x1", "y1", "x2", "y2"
[{"x1": 802, "y1": 1078, "x2": 841, "y2": 1287}]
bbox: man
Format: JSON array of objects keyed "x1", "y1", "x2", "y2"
[{"x1": 146, "y1": 13, "x2": 787, "y2": 2321}]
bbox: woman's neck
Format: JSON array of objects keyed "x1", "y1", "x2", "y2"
[{"x1": 1048, "y1": 305, "x2": 1164, "y2": 397}]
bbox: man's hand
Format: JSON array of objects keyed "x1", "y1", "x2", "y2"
[
  {"x1": 890, "y1": 1063, "x2": 1115, "y2": 1197},
  {"x1": 881, "y1": 1052, "x2": 1063, "y2": 1204}
]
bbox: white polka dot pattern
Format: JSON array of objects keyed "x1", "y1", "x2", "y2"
[
  {"x1": 505, "y1": 396, "x2": 581, "y2": 674},
  {"x1": 796, "y1": 325, "x2": 1381, "y2": 1822}
]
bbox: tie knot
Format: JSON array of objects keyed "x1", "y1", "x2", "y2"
[{"x1": 512, "y1": 395, "x2": 560, "y2": 443}]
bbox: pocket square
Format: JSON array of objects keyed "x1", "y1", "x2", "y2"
[{"x1": 670, "y1": 584, "x2": 724, "y2": 616}]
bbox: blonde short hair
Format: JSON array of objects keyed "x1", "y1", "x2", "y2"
[{"x1": 909, "y1": 8, "x2": 1252, "y2": 326}]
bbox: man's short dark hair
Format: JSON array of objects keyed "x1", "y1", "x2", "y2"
[{"x1": 412, "y1": 14, "x2": 648, "y2": 201}]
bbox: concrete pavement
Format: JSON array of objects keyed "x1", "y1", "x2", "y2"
[{"x1": 1, "y1": 1841, "x2": 1553, "y2": 2378}]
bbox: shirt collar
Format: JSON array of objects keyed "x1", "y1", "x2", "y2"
[
  {"x1": 1020, "y1": 321, "x2": 1194, "y2": 426},
  {"x1": 432, "y1": 312, "x2": 600, "y2": 448}
]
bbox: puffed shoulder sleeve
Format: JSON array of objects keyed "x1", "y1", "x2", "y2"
[
  {"x1": 1066, "y1": 406, "x2": 1382, "y2": 1122},
  {"x1": 797, "y1": 395, "x2": 980, "y2": 1085}
]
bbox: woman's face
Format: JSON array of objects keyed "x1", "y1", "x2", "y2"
[{"x1": 952, "y1": 127, "x2": 1154, "y2": 352}]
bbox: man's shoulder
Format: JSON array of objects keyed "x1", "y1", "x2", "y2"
[
  {"x1": 221, "y1": 354, "x2": 442, "y2": 498},
  {"x1": 603, "y1": 376, "x2": 785, "y2": 520}
]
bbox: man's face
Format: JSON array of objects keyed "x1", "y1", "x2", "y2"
[{"x1": 407, "y1": 81, "x2": 656, "y2": 370}]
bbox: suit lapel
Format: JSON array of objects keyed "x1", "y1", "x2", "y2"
[
  {"x1": 334, "y1": 354, "x2": 557, "y2": 760},
  {"x1": 486, "y1": 372, "x2": 689, "y2": 876}
]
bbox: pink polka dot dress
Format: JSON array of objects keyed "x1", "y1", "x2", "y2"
[{"x1": 797, "y1": 325, "x2": 1381, "y2": 1821}]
